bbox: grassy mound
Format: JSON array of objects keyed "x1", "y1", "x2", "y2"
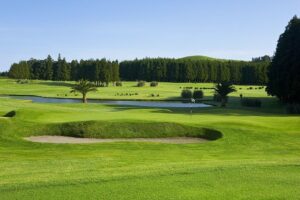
[{"x1": 42, "y1": 121, "x2": 222, "y2": 140}]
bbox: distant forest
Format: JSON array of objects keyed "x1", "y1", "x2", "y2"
[
  {"x1": 7, "y1": 55, "x2": 270, "y2": 85},
  {"x1": 120, "y1": 57, "x2": 270, "y2": 85},
  {"x1": 8, "y1": 54, "x2": 119, "y2": 86}
]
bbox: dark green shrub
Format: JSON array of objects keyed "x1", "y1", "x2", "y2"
[
  {"x1": 116, "y1": 81, "x2": 122, "y2": 86},
  {"x1": 150, "y1": 81, "x2": 158, "y2": 87},
  {"x1": 286, "y1": 104, "x2": 300, "y2": 114},
  {"x1": 137, "y1": 81, "x2": 146, "y2": 87},
  {"x1": 241, "y1": 98, "x2": 262, "y2": 107},
  {"x1": 181, "y1": 89, "x2": 193, "y2": 99},
  {"x1": 193, "y1": 90, "x2": 204, "y2": 99}
]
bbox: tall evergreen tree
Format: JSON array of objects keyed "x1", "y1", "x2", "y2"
[
  {"x1": 56, "y1": 55, "x2": 70, "y2": 81},
  {"x1": 70, "y1": 60, "x2": 79, "y2": 80},
  {"x1": 45, "y1": 55, "x2": 53, "y2": 80},
  {"x1": 267, "y1": 16, "x2": 300, "y2": 103},
  {"x1": 8, "y1": 61, "x2": 30, "y2": 79}
]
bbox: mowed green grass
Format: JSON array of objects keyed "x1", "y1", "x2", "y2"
[
  {"x1": 0, "y1": 79, "x2": 299, "y2": 199},
  {"x1": 0, "y1": 78, "x2": 269, "y2": 100}
]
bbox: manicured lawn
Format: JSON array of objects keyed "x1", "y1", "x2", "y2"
[
  {"x1": 0, "y1": 78, "x2": 269, "y2": 100},
  {"x1": 0, "y1": 79, "x2": 299, "y2": 199}
]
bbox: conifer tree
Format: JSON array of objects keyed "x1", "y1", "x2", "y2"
[{"x1": 267, "y1": 16, "x2": 300, "y2": 103}]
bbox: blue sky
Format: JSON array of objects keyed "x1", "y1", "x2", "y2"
[{"x1": 0, "y1": 0, "x2": 299, "y2": 71}]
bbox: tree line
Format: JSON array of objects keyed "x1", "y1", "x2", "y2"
[
  {"x1": 8, "y1": 55, "x2": 269, "y2": 85},
  {"x1": 8, "y1": 54, "x2": 119, "y2": 86},
  {"x1": 119, "y1": 58, "x2": 269, "y2": 85}
]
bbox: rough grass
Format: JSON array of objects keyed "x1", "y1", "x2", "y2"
[
  {"x1": 40, "y1": 121, "x2": 221, "y2": 140},
  {"x1": 0, "y1": 79, "x2": 299, "y2": 199}
]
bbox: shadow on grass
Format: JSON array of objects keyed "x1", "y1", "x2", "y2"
[
  {"x1": 3, "y1": 110, "x2": 16, "y2": 117},
  {"x1": 103, "y1": 99, "x2": 290, "y2": 117},
  {"x1": 38, "y1": 81, "x2": 74, "y2": 87}
]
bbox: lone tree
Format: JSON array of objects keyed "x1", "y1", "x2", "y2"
[
  {"x1": 71, "y1": 79, "x2": 97, "y2": 103},
  {"x1": 214, "y1": 82, "x2": 236, "y2": 107},
  {"x1": 266, "y1": 16, "x2": 300, "y2": 103}
]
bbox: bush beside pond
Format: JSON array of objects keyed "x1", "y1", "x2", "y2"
[
  {"x1": 193, "y1": 90, "x2": 204, "y2": 99},
  {"x1": 181, "y1": 90, "x2": 193, "y2": 99}
]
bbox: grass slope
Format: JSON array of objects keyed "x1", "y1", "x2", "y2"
[
  {"x1": 0, "y1": 79, "x2": 299, "y2": 199},
  {"x1": 179, "y1": 55, "x2": 243, "y2": 62}
]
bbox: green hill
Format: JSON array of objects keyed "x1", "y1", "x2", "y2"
[{"x1": 179, "y1": 55, "x2": 244, "y2": 62}]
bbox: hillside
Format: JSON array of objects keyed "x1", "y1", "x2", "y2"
[{"x1": 179, "y1": 55, "x2": 244, "y2": 62}]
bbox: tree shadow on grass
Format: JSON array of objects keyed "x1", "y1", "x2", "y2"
[
  {"x1": 104, "y1": 101, "x2": 292, "y2": 117},
  {"x1": 38, "y1": 81, "x2": 74, "y2": 87},
  {"x1": 104, "y1": 104, "x2": 177, "y2": 114}
]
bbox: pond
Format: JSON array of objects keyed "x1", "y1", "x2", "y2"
[{"x1": 5, "y1": 95, "x2": 212, "y2": 108}]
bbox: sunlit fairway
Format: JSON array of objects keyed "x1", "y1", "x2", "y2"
[
  {"x1": 0, "y1": 78, "x2": 269, "y2": 100},
  {"x1": 0, "y1": 79, "x2": 299, "y2": 199}
]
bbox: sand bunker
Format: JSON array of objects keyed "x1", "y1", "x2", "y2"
[{"x1": 25, "y1": 136, "x2": 207, "y2": 144}]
